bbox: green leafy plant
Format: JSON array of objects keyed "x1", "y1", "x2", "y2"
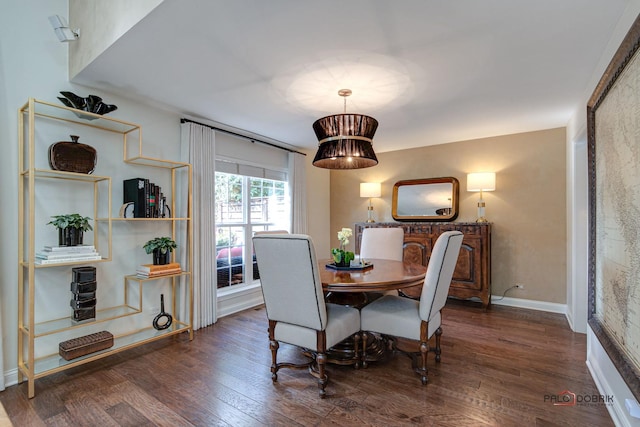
[
  {"x1": 143, "y1": 236, "x2": 177, "y2": 255},
  {"x1": 331, "y1": 227, "x2": 354, "y2": 266},
  {"x1": 47, "y1": 214, "x2": 93, "y2": 231}
]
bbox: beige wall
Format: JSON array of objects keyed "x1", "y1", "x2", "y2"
[{"x1": 330, "y1": 127, "x2": 567, "y2": 304}]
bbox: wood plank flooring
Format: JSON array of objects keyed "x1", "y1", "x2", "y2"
[{"x1": 0, "y1": 299, "x2": 614, "y2": 426}]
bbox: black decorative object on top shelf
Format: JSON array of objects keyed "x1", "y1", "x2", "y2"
[{"x1": 57, "y1": 91, "x2": 117, "y2": 120}]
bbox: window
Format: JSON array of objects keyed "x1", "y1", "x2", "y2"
[{"x1": 215, "y1": 171, "x2": 289, "y2": 289}]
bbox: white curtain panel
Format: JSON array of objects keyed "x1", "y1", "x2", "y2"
[
  {"x1": 180, "y1": 122, "x2": 217, "y2": 329},
  {"x1": 288, "y1": 152, "x2": 308, "y2": 234},
  {"x1": 0, "y1": 311, "x2": 4, "y2": 390}
]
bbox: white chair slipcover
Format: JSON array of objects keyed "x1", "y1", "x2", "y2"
[
  {"x1": 253, "y1": 234, "x2": 361, "y2": 397},
  {"x1": 360, "y1": 230, "x2": 463, "y2": 384}
]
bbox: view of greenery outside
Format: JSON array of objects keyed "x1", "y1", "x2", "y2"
[{"x1": 215, "y1": 172, "x2": 288, "y2": 288}]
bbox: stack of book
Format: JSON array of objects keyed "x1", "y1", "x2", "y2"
[
  {"x1": 136, "y1": 262, "x2": 181, "y2": 278},
  {"x1": 123, "y1": 177, "x2": 167, "y2": 218},
  {"x1": 35, "y1": 245, "x2": 101, "y2": 265}
]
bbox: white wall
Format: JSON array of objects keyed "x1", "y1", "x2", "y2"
[
  {"x1": 0, "y1": 0, "x2": 331, "y2": 390},
  {"x1": 567, "y1": 1, "x2": 640, "y2": 425},
  {"x1": 0, "y1": 0, "x2": 183, "y2": 388}
]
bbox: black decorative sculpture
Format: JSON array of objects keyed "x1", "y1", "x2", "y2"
[{"x1": 57, "y1": 91, "x2": 118, "y2": 119}]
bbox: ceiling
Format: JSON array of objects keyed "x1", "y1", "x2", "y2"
[{"x1": 72, "y1": 0, "x2": 630, "y2": 153}]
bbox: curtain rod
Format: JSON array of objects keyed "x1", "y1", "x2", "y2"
[{"x1": 180, "y1": 118, "x2": 307, "y2": 156}]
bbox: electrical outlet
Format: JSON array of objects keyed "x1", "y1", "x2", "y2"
[{"x1": 515, "y1": 283, "x2": 524, "y2": 289}]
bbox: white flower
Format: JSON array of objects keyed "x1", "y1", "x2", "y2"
[{"x1": 337, "y1": 227, "x2": 353, "y2": 246}]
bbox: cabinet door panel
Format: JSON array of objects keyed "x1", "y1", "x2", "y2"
[
  {"x1": 451, "y1": 238, "x2": 481, "y2": 290},
  {"x1": 402, "y1": 236, "x2": 431, "y2": 266}
]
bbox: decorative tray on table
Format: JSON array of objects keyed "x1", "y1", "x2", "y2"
[{"x1": 325, "y1": 262, "x2": 373, "y2": 271}]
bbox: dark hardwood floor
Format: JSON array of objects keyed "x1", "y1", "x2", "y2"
[{"x1": 0, "y1": 299, "x2": 614, "y2": 426}]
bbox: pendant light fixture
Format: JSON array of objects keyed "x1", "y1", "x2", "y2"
[{"x1": 312, "y1": 89, "x2": 379, "y2": 169}]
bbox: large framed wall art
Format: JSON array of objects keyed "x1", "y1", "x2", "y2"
[{"x1": 588, "y1": 14, "x2": 640, "y2": 402}]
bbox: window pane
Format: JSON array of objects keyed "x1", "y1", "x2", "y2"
[
  {"x1": 215, "y1": 172, "x2": 243, "y2": 223},
  {"x1": 215, "y1": 171, "x2": 288, "y2": 289},
  {"x1": 216, "y1": 225, "x2": 245, "y2": 288}
]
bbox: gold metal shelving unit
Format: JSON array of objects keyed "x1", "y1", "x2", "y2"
[{"x1": 18, "y1": 98, "x2": 193, "y2": 398}]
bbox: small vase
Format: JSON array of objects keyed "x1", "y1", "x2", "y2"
[
  {"x1": 59, "y1": 227, "x2": 83, "y2": 246},
  {"x1": 153, "y1": 249, "x2": 170, "y2": 265}
]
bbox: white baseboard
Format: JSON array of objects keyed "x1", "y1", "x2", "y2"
[
  {"x1": 2, "y1": 368, "x2": 18, "y2": 389},
  {"x1": 491, "y1": 295, "x2": 567, "y2": 314},
  {"x1": 586, "y1": 330, "x2": 640, "y2": 427}
]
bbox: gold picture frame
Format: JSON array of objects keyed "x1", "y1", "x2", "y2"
[{"x1": 588, "y1": 13, "x2": 640, "y2": 402}]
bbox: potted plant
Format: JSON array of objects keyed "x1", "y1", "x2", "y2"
[
  {"x1": 47, "y1": 213, "x2": 93, "y2": 246},
  {"x1": 331, "y1": 227, "x2": 355, "y2": 267},
  {"x1": 143, "y1": 236, "x2": 177, "y2": 265}
]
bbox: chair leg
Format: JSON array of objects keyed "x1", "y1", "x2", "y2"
[
  {"x1": 418, "y1": 340, "x2": 429, "y2": 385},
  {"x1": 316, "y1": 352, "x2": 328, "y2": 398},
  {"x1": 434, "y1": 327, "x2": 443, "y2": 363},
  {"x1": 269, "y1": 339, "x2": 279, "y2": 381}
]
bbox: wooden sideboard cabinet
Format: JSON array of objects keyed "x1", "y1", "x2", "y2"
[{"x1": 355, "y1": 222, "x2": 492, "y2": 309}]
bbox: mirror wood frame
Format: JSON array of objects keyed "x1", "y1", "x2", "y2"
[{"x1": 391, "y1": 177, "x2": 459, "y2": 222}]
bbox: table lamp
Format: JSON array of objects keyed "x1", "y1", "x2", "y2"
[
  {"x1": 467, "y1": 172, "x2": 496, "y2": 222},
  {"x1": 360, "y1": 182, "x2": 381, "y2": 223}
]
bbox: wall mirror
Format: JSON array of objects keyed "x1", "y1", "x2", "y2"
[{"x1": 392, "y1": 177, "x2": 459, "y2": 221}]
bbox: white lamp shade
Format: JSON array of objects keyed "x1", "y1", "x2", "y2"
[
  {"x1": 360, "y1": 182, "x2": 381, "y2": 198},
  {"x1": 467, "y1": 172, "x2": 496, "y2": 192}
]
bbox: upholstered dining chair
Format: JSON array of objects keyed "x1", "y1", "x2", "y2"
[
  {"x1": 360, "y1": 227, "x2": 404, "y2": 296},
  {"x1": 254, "y1": 230, "x2": 289, "y2": 235},
  {"x1": 360, "y1": 230, "x2": 463, "y2": 385},
  {"x1": 359, "y1": 227, "x2": 404, "y2": 262},
  {"x1": 252, "y1": 234, "x2": 361, "y2": 398}
]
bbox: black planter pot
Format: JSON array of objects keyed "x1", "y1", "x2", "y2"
[
  {"x1": 153, "y1": 249, "x2": 170, "y2": 265},
  {"x1": 58, "y1": 227, "x2": 84, "y2": 246}
]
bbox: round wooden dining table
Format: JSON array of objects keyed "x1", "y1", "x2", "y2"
[
  {"x1": 317, "y1": 259, "x2": 427, "y2": 365},
  {"x1": 319, "y1": 258, "x2": 427, "y2": 307}
]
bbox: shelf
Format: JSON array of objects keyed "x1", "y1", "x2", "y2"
[
  {"x1": 21, "y1": 258, "x2": 109, "y2": 268},
  {"x1": 25, "y1": 322, "x2": 190, "y2": 378},
  {"x1": 22, "y1": 304, "x2": 141, "y2": 337},
  {"x1": 18, "y1": 96, "x2": 193, "y2": 398},
  {"x1": 20, "y1": 99, "x2": 140, "y2": 135},
  {"x1": 125, "y1": 272, "x2": 191, "y2": 281},
  {"x1": 21, "y1": 169, "x2": 111, "y2": 182},
  {"x1": 104, "y1": 217, "x2": 190, "y2": 222},
  {"x1": 124, "y1": 156, "x2": 190, "y2": 169}
]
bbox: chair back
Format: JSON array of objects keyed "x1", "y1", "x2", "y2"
[
  {"x1": 360, "y1": 227, "x2": 404, "y2": 261},
  {"x1": 253, "y1": 234, "x2": 327, "y2": 331},
  {"x1": 419, "y1": 231, "x2": 464, "y2": 321},
  {"x1": 254, "y1": 230, "x2": 289, "y2": 235}
]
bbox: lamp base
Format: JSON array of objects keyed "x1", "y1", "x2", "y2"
[
  {"x1": 475, "y1": 217, "x2": 489, "y2": 223},
  {"x1": 366, "y1": 204, "x2": 375, "y2": 223}
]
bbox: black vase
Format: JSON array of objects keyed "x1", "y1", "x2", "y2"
[
  {"x1": 153, "y1": 249, "x2": 170, "y2": 265},
  {"x1": 59, "y1": 227, "x2": 83, "y2": 246}
]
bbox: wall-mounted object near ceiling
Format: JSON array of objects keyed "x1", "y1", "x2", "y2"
[
  {"x1": 360, "y1": 182, "x2": 381, "y2": 223},
  {"x1": 48, "y1": 15, "x2": 79, "y2": 42},
  {"x1": 312, "y1": 89, "x2": 378, "y2": 169},
  {"x1": 467, "y1": 172, "x2": 496, "y2": 222},
  {"x1": 392, "y1": 177, "x2": 459, "y2": 222}
]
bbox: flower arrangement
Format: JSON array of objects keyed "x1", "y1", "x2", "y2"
[{"x1": 331, "y1": 227, "x2": 354, "y2": 267}]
